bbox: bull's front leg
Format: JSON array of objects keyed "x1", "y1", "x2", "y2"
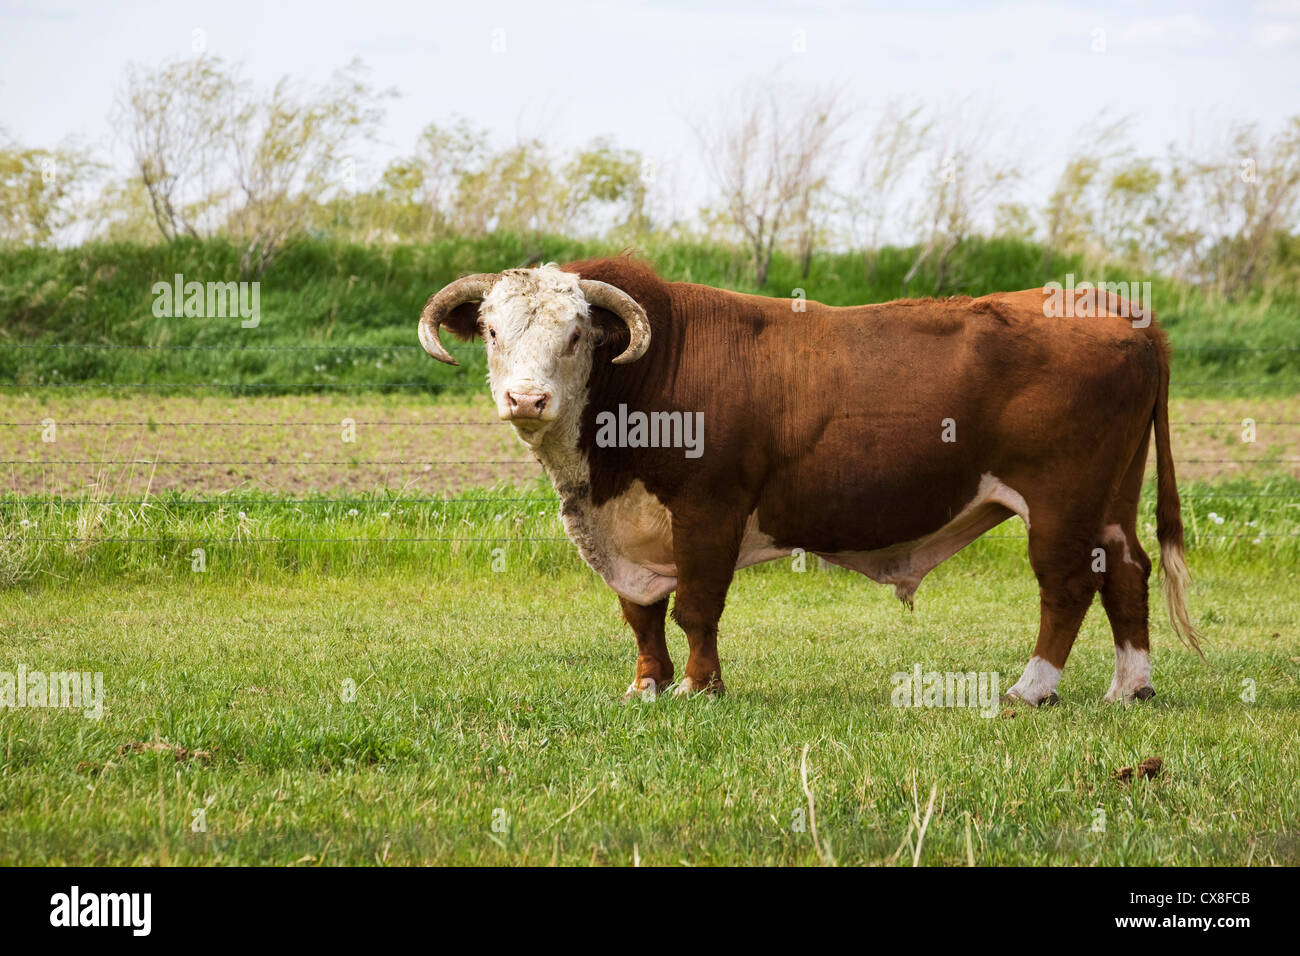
[
  {"x1": 669, "y1": 513, "x2": 743, "y2": 697},
  {"x1": 621, "y1": 596, "x2": 672, "y2": 701}
]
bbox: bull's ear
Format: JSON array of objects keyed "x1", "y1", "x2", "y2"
[
  {"x1": 440, "y1": 302, "x2": 483, "y2": 341},
  {"x1": 590, "y1": 306, "x2": 630, "y2": 357}
]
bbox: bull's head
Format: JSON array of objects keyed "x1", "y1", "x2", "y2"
[{"x1": 417, "y1": 266, "x2": 650, "y2": 445}]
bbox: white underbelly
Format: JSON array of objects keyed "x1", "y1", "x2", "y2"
[{"x1": 560, "y1": 473, "x2": 1029, "y2": 607}]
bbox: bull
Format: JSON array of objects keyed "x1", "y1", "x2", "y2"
[{"x1": 418, "y1": 257, "x2": 1201, "y2": 703}]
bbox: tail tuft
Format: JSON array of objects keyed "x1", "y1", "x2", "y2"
[{"x1": 1159, "y1": 539, "x2": 1204, "y2": 659}]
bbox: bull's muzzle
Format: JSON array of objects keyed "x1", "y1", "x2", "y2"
[{"x1": 505, "y1": 390, "x2": 551, "y2": 420}]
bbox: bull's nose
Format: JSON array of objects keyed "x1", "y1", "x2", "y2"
[{"x1": 506, "y1": 391, "x2": 550, "y2": 419}]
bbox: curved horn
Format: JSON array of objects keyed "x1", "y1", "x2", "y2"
[
  {"x1": 417, "y1": 273, "x2": 500, "y2": 366},
  {"x1": 579, "y1": 279, "x2": 651, "y2": 364}
]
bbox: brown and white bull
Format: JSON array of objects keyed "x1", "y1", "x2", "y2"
[{"x1": 418, "y1": 257, "x2": 1201, "y2": 703}]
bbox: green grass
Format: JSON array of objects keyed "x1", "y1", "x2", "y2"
[
  {"x1": 0, "y1": 235, "x2": 1296, "y2": 396},
  {"x1": 1, "y1": 477, "x2": 1298, "y2": 587},
  {"x1": 0, "y1": 497, "x2": 1296, "y2": 865},
  {"x1": 1, "y1": 235, "x2": 1296, "y2": 865}
]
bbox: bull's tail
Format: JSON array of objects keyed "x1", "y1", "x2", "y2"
[{"x1": 1151, "y1": 333, "x2": 1204, "y2": 659}]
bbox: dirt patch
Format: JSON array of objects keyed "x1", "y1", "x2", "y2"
[
  {"x1": 0, "y1": 394, "x2": 1294, "y2": 497},
  {"x1": 116, "y1": 740, "x2": 213, "y2": 762},
  {"x1": 0, "y1": 394, "x2": 537, "y2": 496},
  {"x1": 1161, "y1": 397, "x2": 1300, "y2": 481},
  {"x1": 1113, "y1": 756, "x2": 1163, "y2": 783}
]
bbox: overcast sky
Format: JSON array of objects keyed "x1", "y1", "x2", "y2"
[{"x1": 3, "y1": 0, "x2": 1298, "y2": 221}]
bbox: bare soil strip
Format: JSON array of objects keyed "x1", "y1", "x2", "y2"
[{"x1": 0, "y1": 395, "x2": 1295, "y2": 497}]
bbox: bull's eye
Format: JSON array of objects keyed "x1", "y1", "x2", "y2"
[{"x1": 564, "y1": 328, "x2": 581, "y2": 356}]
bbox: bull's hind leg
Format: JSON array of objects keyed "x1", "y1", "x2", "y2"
[
  {"x1": 1099, "y1": 439, "x2": 1156, "y2": 702},
  {"x1": 621, "y1": 596, "x2": 673, "y2": 701},
  {"x1": 1005, "y1": 506, "x2": 1105, "y2": 706},
  {"x1": 1098, "y1": 525, "x2": 1154, "y2": 702}
]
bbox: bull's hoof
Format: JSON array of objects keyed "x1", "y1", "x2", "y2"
[
  {"x1": 1002, "y1": 690, "x2": 1059, "y2": 708},
  {"x1": 622, "y1": 677, "x2": 660, "y2": 702},
  {"x1": 672, "y1": 676, "x2": 725, "y2": 698},
  {"x1": 1104, "y1": 684, "x2": 1156, "y2": 704}
]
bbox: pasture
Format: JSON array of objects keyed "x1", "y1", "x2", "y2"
[
  {"x1": 1, "y1": 238, "x2": 1297, "y2": 866},
  {"x1": 1, "y1": 387, "x2": 1297, "y2": 865},
  {"x1": 4, "y1": 0, "x2": 1300, "y2": 884}
]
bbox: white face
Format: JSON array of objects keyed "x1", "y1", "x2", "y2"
[{"x1": 479, "y1": 266, "x2": 601, "y2": 445}]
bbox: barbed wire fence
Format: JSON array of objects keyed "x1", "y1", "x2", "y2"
[{"x1": 2, "y1": 341, "x2": 1298, "y2": 556}]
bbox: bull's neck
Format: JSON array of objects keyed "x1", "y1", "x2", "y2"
[{"x1": 530, "y1": 414, "x2": 591, "y2": 504}]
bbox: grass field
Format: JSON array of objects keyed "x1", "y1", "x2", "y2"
[
  {"x1": 0, "y1": 536, "x2": 1295, "y2": 865},
  {"x1": 1, "y1": 236, "x2": 1297, "y2": 865},
  {"x1": 1, "y1": 392, "x2": 1297, "y2": 865}
]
